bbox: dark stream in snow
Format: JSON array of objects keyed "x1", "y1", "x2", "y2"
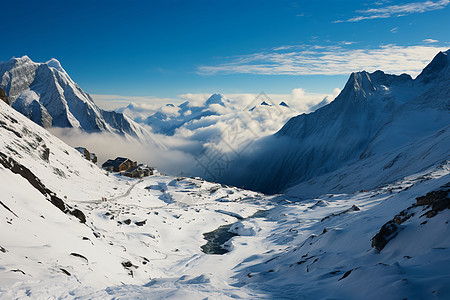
[
  {"x1": 201, "y1": 224, "x2": 238, "y2": 255},
  {"x1": 201, "y1": 210, "x2": 270, "y2": 255}
]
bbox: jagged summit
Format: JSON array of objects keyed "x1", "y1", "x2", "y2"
[
  {"x1": 337, "y1": 70, "x2": 413, "y2": 104},
  {"x1": 8, "y1": 55, "x2": 32, "y2": 64},
  {"x1": 279, "y1": 101, "x2": 289, "y2": 107}
]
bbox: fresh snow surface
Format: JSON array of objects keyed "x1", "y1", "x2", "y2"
[{"x1": 1, "y1": 85, "x2": 450, "y2": 299}]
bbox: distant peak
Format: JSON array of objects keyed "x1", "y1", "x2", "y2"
[
  {"x1": 279, "y1": 101, "x2": 289, "y2": 107},
  {"x1": 46, "y1": 58, "x2": 67, "y2": 74},
  {"x1": 205, "y1": 93, "x2": 229, "y2": 106},
  {"x1": 260, "y1": 101, "x2": 271, "y2": 106}
]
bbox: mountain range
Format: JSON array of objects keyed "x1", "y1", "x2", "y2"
[{"x1": 0, "y1": 49, "x2": 449, "y2": 299}]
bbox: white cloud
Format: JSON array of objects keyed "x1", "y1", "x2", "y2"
[
  {"x1": 423, "y1": 38, "x2": 439, "y2": 43},
  {"x1": 197, "y1": 44, "x2": 449, "y2": 77},
  {"x1": 48, "y1": 128, "x2": 200, "y2": 177},
  {"x1": 390, "y1": 27, "x2": 398, "y2": 33},
  {"x1": 341, "y1": 0, "x2": 450, "y2": 22},
  {"x1": 91, "y1": 94, "x2": 184, "y2": 111},
  {"x1": 53, "y1": 88, "x2": 341, "y2": 180}
]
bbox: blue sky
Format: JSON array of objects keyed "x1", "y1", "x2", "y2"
[{"x1": 1, "y1": 0, "x2": 449, "y2": 107}]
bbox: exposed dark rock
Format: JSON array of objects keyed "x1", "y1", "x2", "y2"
[
  {"x1": 393, "y1": 210, "x2": 414, "y2": 224},
  {"x1": 0, "y1": 120, "x2": 22, "y2": 138},
  {"x1": 75, "y1": 147, "x2": 97, "y2": 164},
  {"x1": 70, "y1": 252, "x2": 88, "y2": 262},
  {"x1": 10, "y1": 269, "x2": 25, "y2": 275},
  {"x1": 372, "y1": 183, "x2": 449, "y2": 251},
  {"x1": 121, "y1": 260, "x2": 138, "y2": 277},
  {"x1": 49, "y1": 195, "x2": 65, "y2": 212},
  {"x1": 321, "y1": 205, "x2": 360, "y2": 222},
  {"x1": 60, "y1": 268, "x2": 71, "y2": 276},
  {"x1": 0, "y1": 88, "x2": 8, "y2": 104},
  {"x1": 338, "y1": 269, "x2": 353, "y2": 281},
  {"x1": 0, "y1": 152, "x2": 87, "y2": 223},
  {"x1": 40, "y1": 147, "x2": 50, "y2": 162},
  {"x1": 371, "y1": 221, "x2": 399, "y2": 251},
  {"x1": 425, "y1": 210, "x2": 437, "y2": 218},
  {"x1": 0, "y1": 246, "x2": 7, "y2": 253},
  {"x1": 121, "y1": 261, "x2": 133, "y2": 268},
  {"x1": 0, "y1": 200, "x2": 18, "y2": 218},
  {"x1": 123, "y1": 219, "x2": 132, "y2": 225},
  {"x1": 141, "y1": 257, "x2": 149, "y2": 265},
  {"x1": 71, "y1": 208, "x2": 86, "y2": 223},
  {"x1": 432, "y1": 197, "x2": 450, "y2": 212},
  {"x1": 416, "y1": 190, "x2": 448, "y2": 206},
  {"x1": 135, "y1": 220, "x2": 147, "y2": 226}
]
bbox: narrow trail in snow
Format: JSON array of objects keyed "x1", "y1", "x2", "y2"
[{"x1": 68, "y1": 179, "x2": 142, "y2": 204}]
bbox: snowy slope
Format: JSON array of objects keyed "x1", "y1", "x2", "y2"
[
  {"x1": 0, "y1": 100, "x2": 269, "y2": 298},
  {"x1": 0, "y1": 56, "x2": 152, "y2": 141},
  {"x1": 220, "y1": 50, "x2": 450, "y2": 194},
  {"x1": 1, "y1": 83, "x2": 450, "y2": 299}
]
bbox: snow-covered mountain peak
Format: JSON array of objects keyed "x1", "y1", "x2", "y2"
[
  {"x1": 205, "y1": 93, "x2": 228, "y2": 106},
  {"x1": 340, "y1": 70, "x2": 413, "y2": 103},
  {"x1": 0, "y1": 55, "x2": 155, "y2": 141},
  {"x1": 416, "y1": 49, "x2": 450, "y2": 84},
  {"x1": 45, "y1": 58, "x2": 67, "y2": 74}
]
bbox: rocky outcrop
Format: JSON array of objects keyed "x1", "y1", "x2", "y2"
[
  {"x1": 0, "y1": 88, "x2": 8, "y2": 104},
  {"x1": 372, "y1": 183, "x2": 449, "y2": 251},
  {"x1": 75, "y1": 147, "x2": 97, "y2": 164},
  {"x1": 0, "y1": 152, "x2": 86, "y2": 223}
]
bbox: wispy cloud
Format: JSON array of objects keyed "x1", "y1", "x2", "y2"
[
  {"x1": 338, "y1": 0, "x2": 450, "y2": 22},
  {"x1": 423, "y1": 38, "x2": 439, "y2": 43},
  {"x1": 197, "y1": 44, "x2": 449, "y2": 77}
]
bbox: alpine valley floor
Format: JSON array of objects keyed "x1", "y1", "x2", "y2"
[{"x1": 1, "y1": 162, "x2": 449, "y2": 299}]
